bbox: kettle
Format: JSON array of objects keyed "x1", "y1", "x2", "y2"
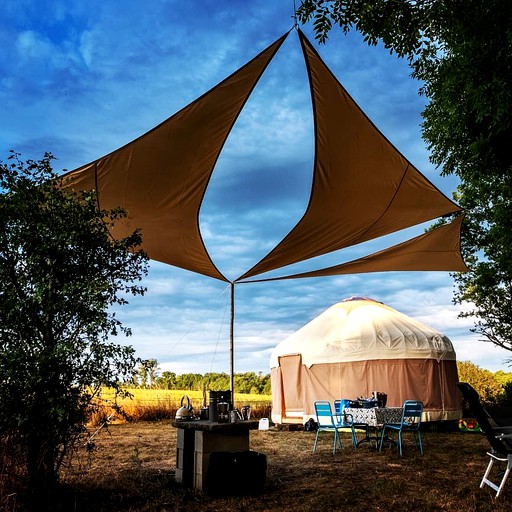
[{"x1": 175, "y1": 395, "x2": 194, "y2": 421}]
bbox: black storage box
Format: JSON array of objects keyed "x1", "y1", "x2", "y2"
[{"x1": 205, "y1": 450, "x2": 267, "y2": 496}]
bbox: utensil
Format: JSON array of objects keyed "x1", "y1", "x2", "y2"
[{"x1": 241, "y1": 405, "x2": 251, "y2": 420}]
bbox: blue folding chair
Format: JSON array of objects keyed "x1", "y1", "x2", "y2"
[
  {"x1": 333, "y1": 399, "x2": 358, "y2": 448},
  {"x1": 313, "y1": 400, "x2": 343, "y2": 454},
  {"x1": 379, "y1": 400, "x2": 424, "y2": 456}
]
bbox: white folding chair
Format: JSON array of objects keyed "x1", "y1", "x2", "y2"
[{"x1": 481, "y1": 450, "x2": 512, "y2": 497}]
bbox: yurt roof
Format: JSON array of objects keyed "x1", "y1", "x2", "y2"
[{"x1": 270, "y1": 297, "x2": 456, "y2": 368}]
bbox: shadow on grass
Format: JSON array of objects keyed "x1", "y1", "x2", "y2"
[{"x1": 3, "y1": 421, "x2": 511, "y2": 512}]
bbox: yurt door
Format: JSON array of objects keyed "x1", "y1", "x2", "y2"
[{"x1": 279, "y1": 355, "x2": 304, "y2": 423}]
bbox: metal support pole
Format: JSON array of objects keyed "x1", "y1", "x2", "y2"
[{"x1": 230, "y1": 282, "x2": 235, "y2": 400}]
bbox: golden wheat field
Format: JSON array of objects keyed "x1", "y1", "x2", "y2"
[{"x1": 90, "y1": 389, "x2": 272, "y2": 425}]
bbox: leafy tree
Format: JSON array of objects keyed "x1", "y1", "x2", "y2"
[
  {"x1": 134, "y1": 361, "x2": 148, "y2": 388},
  {"x1": 175, "y1": 373, "x2": 204, "y2": 391},
  {"x1": 234, "y1": 371, "x2": 270, "y2": 394},
  {"x1": 0, "y1": 153, "x2": 148, "y2": 501},
  {"x1": 263, "y1": 377, "x2": 272, "y2": 396},
  {"x1": 154, "y1": 370, "x2": 271, "y2": 394},
  {"x1": 206, "y1": 372, "x2": 230, "y2": 391},
  {"x1": 457, "y1": 361, "x2": 503, "y2": 405},
  {"x1": 493, "y1": 370, "x2": 512, "y2": 387},
  {"x1": 135, "y1": 358, "x2": 159, "y2": 388},
  {"x1": 501, "y1": 382, "x2": 512, "y2": 407},
  {"x1": 158, "y1": 370, "x2": 177, "y2": 390},
  {"x1": 146, "y1": 358, "x2": 159, "y2": 387},
  {"x1": 234, "y1": 372, "x2": 254, "y2": 394},
  {"x1": 297, "y1": 1, "x2": 512, "y2": 355}
]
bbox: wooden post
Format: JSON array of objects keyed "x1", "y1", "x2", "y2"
[{"x1": 230, "y1": 282, "x2": 235, "y2": 400}]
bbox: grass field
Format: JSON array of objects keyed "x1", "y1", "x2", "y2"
[
  {"x1": 91, "y1": 388, "x2": 272, "y2": 424},
  {"x1": 47, "y1": 420, "x2": 511, "y2": 512},
  {"x1": 119, "y1": 388, "x2": 271, "y2": 406}
]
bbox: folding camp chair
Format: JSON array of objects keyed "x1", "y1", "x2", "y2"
[
  {"x1": 379, "y1": 400, "x2": 423, "y2": 456},
  {"x1": 313, "y1": 400, "x2": 343, "y2": 454},
  {"x1": 333, "y1": 399, "x2": 358, "y2": 448},
  {"x1": 457, "y1": 382, "x2": 512, "y2": 497}
]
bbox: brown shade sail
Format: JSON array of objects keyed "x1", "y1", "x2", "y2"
[
  {"x1": 237, "y1": 30, "x2": 462, "y2": 281},
  {"x1": 63, "y1": 28, "x2": 466, "y2": 286},
  {"x1": 243, "y1": 215, "x2": 468, "y2": 283},
  {"x1": 62, "y1": 32, "x2": 290, "y2": 282}
]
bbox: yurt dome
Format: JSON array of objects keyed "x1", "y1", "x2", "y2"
[{"x1": 270, "y1": 297, "x2": 460, "y2": 425}]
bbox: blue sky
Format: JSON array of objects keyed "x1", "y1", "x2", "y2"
[{"x1": 1, "y1": 0, "x2": 510, "y2": 375}]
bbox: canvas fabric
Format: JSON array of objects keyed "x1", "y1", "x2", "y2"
[
  {"x1": 62, "y1": 33, "x2": 289, "y2": 281},
  {"x1": 271, "y1": 356, "x2": 460, "y2": 424},
  {"x1": 270, "y1": 299, "x2": 456, "y2": 368},
  {"x1": 248, "y1": 215, "x2": 468, "y2": 282},
  {"x1": 62, "y1": 29, "x2": 466, "y2": 283},
  {"x1": 238, "y1": 30, "x2": 462, "y2": 280}
]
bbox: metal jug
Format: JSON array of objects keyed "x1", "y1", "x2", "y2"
[
  {"x1": 175, "y1": 395, "x2": 194, "y2": 421},
  {"x1": 229, "y1": 409, "x2": 244, "y2": 423}
]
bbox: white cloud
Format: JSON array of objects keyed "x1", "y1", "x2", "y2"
[{"x1": 1, "y1": 1, "x2": 504, "y2": 375}]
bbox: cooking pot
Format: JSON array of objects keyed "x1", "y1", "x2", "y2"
[{"x1": 175, "y1": 395, "x2": 194, "y2": 421}]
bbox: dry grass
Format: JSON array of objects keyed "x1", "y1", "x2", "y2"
[
  {"x1": 41, "y1": 421, "x2": 512, "y2": 512},
  {"x1": 87, "y1": 390, "x2": 272, "y2": 425}
]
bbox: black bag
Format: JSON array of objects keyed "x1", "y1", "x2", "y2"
[{"x1": 304, "y1": 418, "x2": 318, "y2": 432}]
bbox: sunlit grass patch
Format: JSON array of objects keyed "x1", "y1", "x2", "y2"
[{"x1": 88, "y1": 388, "x2": 271, "y2": 425}]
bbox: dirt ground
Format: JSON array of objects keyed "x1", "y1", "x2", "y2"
[{"x1": 46, "y1": 420, "x2": 511, "y2": 511}]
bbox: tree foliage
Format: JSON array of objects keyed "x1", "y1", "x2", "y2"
[
  {"x1": 0, "y1": 153, "x2": 148, "y2": 499},
  {"x1": 134, "y1": 358, "x2": 160, "y2": 387},
  {"x1": 145, "y1": 367, "x2": 271, "y2": 395},
  {"x1": 168, "y1": 371, "x2": 270, "y2": 395},
  {"x1": 297, "y1": 1, "x2": 512, "y2": 355},
  {"x1": 457, "y1": 360, "x2": 503, "y2": 405}
]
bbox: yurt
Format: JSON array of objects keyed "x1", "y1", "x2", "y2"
[{"x1": 270, "y1": 297, "x2": 460, "y2": 425}]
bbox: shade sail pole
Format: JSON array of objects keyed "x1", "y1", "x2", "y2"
[{"x1": 230, "y1": 282, "x2": 235, "y2": 400}]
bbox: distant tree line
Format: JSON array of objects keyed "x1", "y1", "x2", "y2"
[
  {"x1": 131, "y1": 359, "x2": 271, "y2": 395},
  {"x1": 130, "y1": 359, "x2": 512, "y2": 401},
  {"x1": 457, "y1": 360, "x2": 512, "y2": 406}
]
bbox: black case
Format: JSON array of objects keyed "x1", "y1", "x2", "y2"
[{"x1": 205, "y1": 450, "x2": 267, "y2": 496}]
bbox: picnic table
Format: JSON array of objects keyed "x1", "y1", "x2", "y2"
[{"x1": 344, "y1": 407, "x2": 403, "y2": 447}]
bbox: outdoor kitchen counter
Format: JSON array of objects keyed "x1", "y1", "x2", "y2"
[
  {"x1": 172, "y1": 419, "x2": 260, "y2": 491},
  {"x1": 172, "y1": 419, "x2": 259, "y2": 431}
]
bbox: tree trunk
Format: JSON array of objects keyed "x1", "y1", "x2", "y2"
[{"x1": 26, "y1": 426, "x2": 58, "y2": 507}]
